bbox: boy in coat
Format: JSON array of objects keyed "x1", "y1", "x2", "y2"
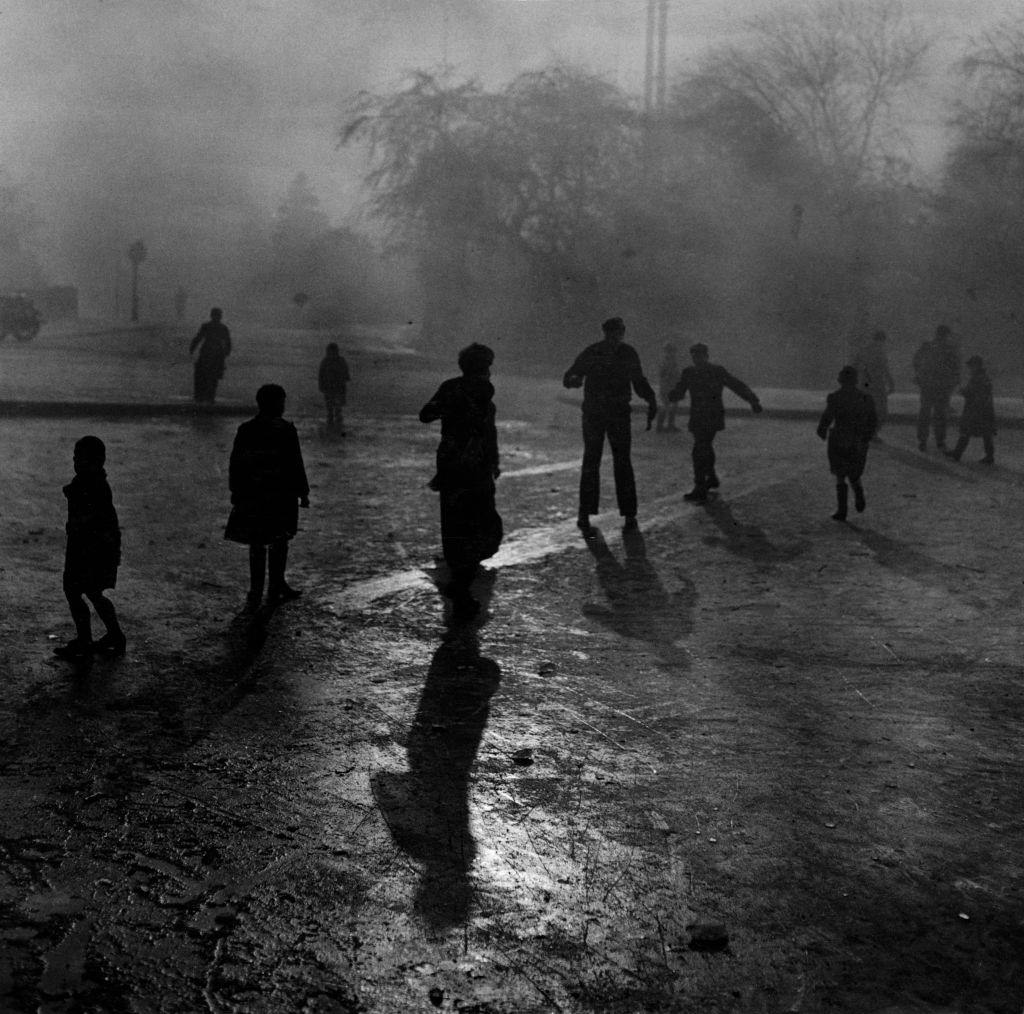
[
  {"x1": 56, "y1": 435, "x2": 125, "y2": 659},
  {"x1": 668, "y1": 342, "x2": 762, "y2": 503},
  {"x1": 817, "y1": 366, "x2": 878, "y2": 521}
]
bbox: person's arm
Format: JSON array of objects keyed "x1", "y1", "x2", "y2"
[
  {"x1": 816, "y1": 399, "x2": 834, "y2": 440},
  {"x1": 291, "y1": 425, "x2": 311, "y2": 507},
  {"x1": 563, "y1": 350, "x2": 588, "y2": 389},
  {"x1": 723, "y1": 370, "x2": 762, "y2": 412},
  {"x1": 628, "y1": 350, "x2": 658, "y2": 427},
  {"x1": 341, "y1": 357, "x2": 351, "y2": 383},
  {"x1": 189, "y1": 327, "x2": 203, "y2": 355},
  {"x1": 419, "y1": 384, "x2": 447, "y2": 423},
  {"x1": 667, "y1": 370, "x2": 687, "y2": 403}
]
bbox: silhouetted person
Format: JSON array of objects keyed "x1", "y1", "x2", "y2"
[
  {"x1": 190, "y1": 306, "x2": 232, "y2": 404},
  {"x1": 655, "y1": 342, "x2": 680, "y2": 432},
  {"x1": 945, "y1": 355, "x2": 996, "y2": 465},
  {"x1": 225, "y1": 384, "x2": 310, "y2": 609},
  {"x1": 913, "y1": 324, "x2": 960, "y2": 452},
  {"x1": 55, "y1": 435, "x2": 125, "y2": 660},
  {"x1": 817, "y1": 365, "x2": 878, "y2": 521},
  {"x1": 852, "y1": 329, "x2": 894, "y2": 436},
  {"x1": 318, "y1": 342, "x2": 351, "y2": 432},
  {"x1": 563, "y1": 317, "x2": 657, "y2": 532},
  {"x1": 419, "y1": 343, "x2": 503, "y2": 622},
  {"x1": 668, "y1": 342, "x2": 762, "y2": 503}
]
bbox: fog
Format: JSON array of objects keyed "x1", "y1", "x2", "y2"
[{"x1": 0, "y1": 0, "x2": 1022, "y2": 374}]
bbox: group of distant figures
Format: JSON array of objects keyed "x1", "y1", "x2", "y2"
[
  {"x1": 188, "y1": 307, "x2": 352, "y2": 432},
  {"x1": 52, "y1": 313, "x2": 997, "y2": 659}
]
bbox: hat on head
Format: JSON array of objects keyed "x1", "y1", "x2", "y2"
[
  {"x1": 602, "y1": 317, "x2": 625, "y2": 334},
  {"x1": 689, "y1": 342, "x2": 709, "y2": 356}
]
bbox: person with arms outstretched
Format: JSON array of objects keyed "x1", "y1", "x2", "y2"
[
  {"x1": 563, "y1": 317, "x2": 657, "y2": 533},
  {"x1": 668, "y1": 342, "x2": 762, "y2": 504}
]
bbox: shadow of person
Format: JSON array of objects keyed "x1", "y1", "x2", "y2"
[
  {"x1": 371, "y1": 629, "x2": 501, "y2": 929},
  {"x1": 701, "y1": 496, "x2": 809, "y2": 565},
  {"x1": 582, "y1": 526, "x2": 695, "y2": 668}
]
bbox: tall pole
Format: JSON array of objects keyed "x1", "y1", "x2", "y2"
[
  {"x1": 644, "y1": 0, "x2": 656, "y2": 116},
  {"x1": 656, "y1": 0, "x2": 668, "y2": 113}
]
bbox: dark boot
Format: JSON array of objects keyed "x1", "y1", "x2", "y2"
[
  {"x1": 267, "y1": 540, "x2": 301, "y2": 603},
  {"x1": 832, "y1": 483, "x2": 848, "y2": 521}
]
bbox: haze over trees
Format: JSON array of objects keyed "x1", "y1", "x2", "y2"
[{"x1": 342, "y1": 0, "x2": 1024, "y2": 384}]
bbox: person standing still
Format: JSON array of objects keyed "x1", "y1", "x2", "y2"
[
  {"x1": 912, "y1": 324, "x2": 960, "y2": 452},
  {"x1": 668, "y1": 342, "x2": 762, "y2": 503},
  {"x1": 563, "y1": 317, "x2": 658, "y2": 533},
  {"x1": 224, "y1": 384, "x2": 310, "y2": 609},
  {"x1": 190, "y1": 307, "x2": 232, "y2": 404},
  {"x1": 318, "y1": 342, "x2": 351, "y2": 432}
]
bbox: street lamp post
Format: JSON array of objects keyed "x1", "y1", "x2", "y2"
[{"x1": 127, "y1": 240, "x2": 147, "y2": 323}]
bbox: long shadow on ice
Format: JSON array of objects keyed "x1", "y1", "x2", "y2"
[
  {"x1": 371, "y1": 601, "x2": 501, "y2": 929},
  {"x1": 582, "y1": 525, "x2": 696, "y2": 669}
]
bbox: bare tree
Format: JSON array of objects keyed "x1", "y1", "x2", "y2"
[{"x1": 688, "y1": 0, "x2": 930, "y2": 192}]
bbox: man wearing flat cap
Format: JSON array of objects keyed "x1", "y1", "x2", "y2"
[
  {"x1": 668, "y1": 342, "x2": 762, "y2": 503},
  {"x1": 563, "y1": 317, "x2": 658, "y2": 532}
]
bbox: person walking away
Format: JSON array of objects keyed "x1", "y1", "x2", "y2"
[
  {"x1": 190, "y1": 307, "x2": 232, "y2": 404},
  {"x1": 655, "y1": 342, "x2": 680, "y2": 432},
  {"x1": 563, "y1": 317, "x2": 657, "y2": 532},
  {"x1": 225, "y1": 384, "x2": 310, "y2": 609},
  {"x1": 318, "y1": 342, "x2": 351, "y2": 432},
  {"x1": 913, "y1": 324, "x2": 960, "y2": 451},
  {"x1": 945, "y1": 355, "x2": 996, "y2": 464},
  {"x1": 817, "y1": 366, "x2": 878, "y2": 521},
  {"x1": 55, "y1": 435, "x2": 126, "y2": 659},
  {"x1": 668, "y1": 342, "x2": 763, "y2": 504},
  {"x1": 419, "y1": 343, "x2": 503, "y2": 622},
  {"x1": 852, "y1": 329, "x2": 894, "y2": 437}
]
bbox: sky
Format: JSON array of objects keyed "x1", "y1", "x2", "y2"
[{"x1": 0, "y1": 0, "x2": 1018, "y2": 309}]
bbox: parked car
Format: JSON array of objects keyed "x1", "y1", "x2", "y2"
[{"x1": 0, "y1": 294, "x2": 42, "y2": 341}]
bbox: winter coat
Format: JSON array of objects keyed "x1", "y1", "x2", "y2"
[
  {"x1": 63, "y1": 469, "x2": 121, "y2": 591},
  {"x1": 419, "y1": 375, "x2": 503, "y2": 569},
  {"x1": 958, "y1": 370, "x2": 996, "y2": 437},
  {"x1": 225, "y1": 414, "x2": 309, "y2": 545},
  {"x1": 190, "y1": 320, "x2": 231, "y2": 379},
  {"x1": 563, "y1": 340, "x2": 656, "y2": 416},
  {"x1": 912, "y1": 338, "x2": 960, "y2": 393},
  {"x1": 318, "y1": 354, "x2": 351, "y2": 401},
  {"x1": 817, "y1": 386, "x2": 878, "y2": 480},
  {"x1": 668, "y1": 363, "x2": 759, "y2": 434}
]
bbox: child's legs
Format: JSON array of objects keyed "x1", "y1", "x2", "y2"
[
  {"x1": 983, "y1": 434, "x2": 994, "y2": 459},
  {"x1": 324, "y1": 396, "x2": 336, "y2": 424},
  {"x1": 268, "y1": 538, "x2": 289, "y2": 590},
  {"x1": 249, "y1": 544, "x2": 267, "y2": 598},
  {"x1": 85, "y1": 588, "x2": 122, "y2": 635},
  {"x1": 63, "y1": 576, "x2": 92, "y2": 640}
]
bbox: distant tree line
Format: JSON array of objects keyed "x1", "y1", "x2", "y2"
[{"x1": 341, "y1": 0, "x2": 1024, "y2": 384}]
